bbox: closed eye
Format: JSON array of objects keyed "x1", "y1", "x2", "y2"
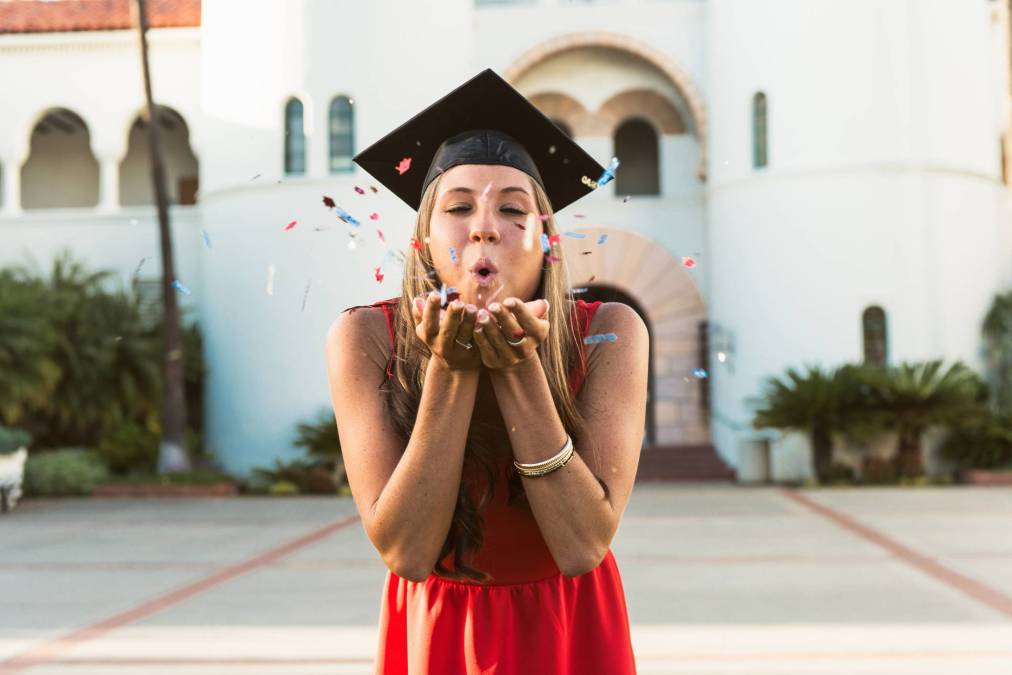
[{"x1": 446, "y1": 206, "x2": 527, "y2": 215}]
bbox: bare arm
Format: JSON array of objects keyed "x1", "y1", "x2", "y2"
[
  {"x1": 325, "y1": 304, "x2": 480, "y2": 582},
  {"x1": 486, "y1": 302, "x2": 649, "y2": 577}
]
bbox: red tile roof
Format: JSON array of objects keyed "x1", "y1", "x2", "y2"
[{"x1": 0, "y1": 0, "x2": 200, "y2": 34}]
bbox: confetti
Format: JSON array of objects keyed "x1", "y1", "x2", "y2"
[
  {"x1": 334, "y1": 206, "x2": 360, "y2": 226},
  {"x1": 580, "y1": 251, "x2": 593, "y2": 255},
  {"x1": 597, "y1": 157, "x2": 621, "y2": 188},
  {"x1": 548, "y1": 234, "x2": 561, "y2": 247},
  {"x1": 538, "y1": 214, "x2": 550, "y2": 222},
  {"x1": 547, "y1": 255, "x2": 561, "y2": 263},
  {"x1": 369, "y1": 212, "x2": 379, "y2": 221},
  {"x1": 284, "y1": 220, "x2": 297, "y2": 232},
  {"x1": 171, "y1": 279, "x2": 191, "y2": 296},
  {"x1": 301, "y1": 281, "x2": 311, "y2": 312},
  {"x1": 449, "y1": 246, "x2": 458, "y2": 263},
  {"x1": 377, "y1": 229, "x2": 386, "y2": 244},
  {"x1": 266, "y1": 263, "x2": 275, "y2": 296},
  {"x1": 354, "y1": 186, "x2": 365, "y2": 194},
  {"x1": 201, "y1": 229, "x2": 212, "y2": 248},
  {"x1": 132, "y1": 257, "x2": 148, "y2": 281},
  {"x1": 540, "y1": 233, "x2": 550, "y2": 254},
  {"x1": 322, "y1": 196, "x2": 336, "y2": 209},
  {"x1": 682, "y1": 256, "x2": 696, "y2": 268},
  {"x1": 597, "y1": 234, "x2": 608, "y2": 245},
  {"x1": 374, "y1": 266, "x2": 384, "y2": 283},
  {"x1": 548, "y1": 145, "x2": 556, "y2": 154},
  {"x1": 513, "y1": 221, "x2": 526, "y2": 231},
  {"x1": 587, "y1": 275, "x2": 597, "y2": 283},
  {"x1": 249, "y1": 173, "x2": 261, "y2": 181},
  {"x1": 439, "y1": 283, "x2": 460, "y2": 307},
  {"x1": 583, "y1": 332, "x2": 618, "y2": 345},
  {"x1": 571, "y1": 287, "x2": 588, "y2": 294},
  {"x1": 523, "y1": 213, "x2": 536, "y2": 251},
  {"x1": 573, "y1": 214, "x2": 586, "y2": 219},
  {"x1": 693, "y1": 368, "x2": 708, "y2": 379},
  {"x1": 410, "y1": 237, "x2": 423, "y2": 250},
  {"x1": 395, "y1": 157, "x2": 412, "y2": 175},
  {"x1": 562, "y1": 231, "x2": 586, "y2": 239},
  {"x1": 479, "y1": 181, "x2": 493, "y2": 203},
  {"x1": 369, "y1": 185, "x2": 379, "y2": 193}
]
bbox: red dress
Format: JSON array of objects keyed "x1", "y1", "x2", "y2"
[{"x1": 351, "y1": 297, "x2": 637, "y2": 675}]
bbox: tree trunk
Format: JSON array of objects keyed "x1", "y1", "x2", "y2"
[
  {"x1": 811, "y1": 425, "x2": 833, "y2": 482},
  {"x1": 895, "y1": 428, "x2": 923, "y2": 478}
]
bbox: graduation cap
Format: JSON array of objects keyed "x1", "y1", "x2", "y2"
[{"x1": 353, "y1": 68, "x2": 604, "y2": 213}]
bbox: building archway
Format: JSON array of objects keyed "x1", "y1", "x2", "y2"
[
  {"x1": 119, "y1": 106, "x2": 199, "y2": 206},
  {"x1": 21, "y1": 108, "x2": 99, "y2": 209},
  {"x1": 561, "y1": 228, "x2": 709, "y2": 446}
]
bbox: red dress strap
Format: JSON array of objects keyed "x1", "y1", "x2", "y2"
[
  {"x1": 341, "y1": 297, "x2": 400, "y2": 381},
  {"x1": 569, "y1": 299, "x2": 603, "y2": 396}
]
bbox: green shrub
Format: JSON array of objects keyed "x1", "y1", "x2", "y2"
[
  {"x1": 940, "y1": 408, "x2": 1012, "y2": 470},
  {"x1": 23, "y1": 448, "x2": 109, "y2": 496},
  {"x1": 249, "y1": 457, "x2": 336, "y2": 495},
  {"x1": 293, "y1": 410, "x2": 345, "y2": 488},
  {"x1": 269, "y1": 480, "x2": 300, "y2": 495},
  {"x1": 96, "y1": 419, "x2": 159, "y2": 475}
]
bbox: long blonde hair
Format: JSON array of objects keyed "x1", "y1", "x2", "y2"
[{"x1": 384, "y1": 172, "x2": 609, "y2": 583}]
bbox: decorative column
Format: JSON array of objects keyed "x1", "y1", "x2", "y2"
[
  {"x1": 0, "y1": 155, "x2": 22, "y2": 215},
  {"x1": 97, "y1": 153, "x2": 121, "y2": 212}
]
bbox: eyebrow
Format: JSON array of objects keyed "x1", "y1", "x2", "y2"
[{"x1": 444, "y1": 186, "x2": 530, "y2": 197}]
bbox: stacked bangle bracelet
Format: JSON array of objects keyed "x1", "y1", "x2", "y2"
[{"x1": 513, "y1": 434, "x2": 575, "y2": 478}]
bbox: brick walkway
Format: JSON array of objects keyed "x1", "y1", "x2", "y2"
[{"x1": 1, "y1": 485, "x2": 1010, "y2": 674}]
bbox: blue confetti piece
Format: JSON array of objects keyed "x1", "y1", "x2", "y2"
[
  {"x1": 449, "y1": 246, "x2": 458, "y2": 263},
  {"x1": 201, "y1": 229, "x2": 212, "y2": 249},
  {"x1": 171, "y1": 279, "x2": 192, "y2": 296},
  {"x1": 563, "y1": 231, "x2": 586, "y2": 239},
  {"x1": 540, "y1": 233, "x2": 550, "y2": 254},
  {"x1": 583, "y1": 332, "x2": 618, "y2": 344},
  {"x1": 596, "y1": 157, "x2": 620, "y2": 188},
  {"x1": 335, "y1": 206, "x2": 360, "y2": 226},
  {"x1": 693, "y1": 368, "x2": 709, "y2": 379},
  {"x1": 597, "y1": 234, "x2": 608, "y2": 245},
  {"x1": 571, "y1": 287, "x2": 588, "y2": 294}
]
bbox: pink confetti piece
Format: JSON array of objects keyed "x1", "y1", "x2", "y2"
[
  {"x1": 395, "y1": 157, "x2": 412, "y2": 175},
  {"x1": 354, "y1": 186, "x2": 365, "y2": 194},
  {"x1": 374, "y1": 266, "x2": 384, "y2": 283},
  {"x1": 479, "y1": 181, "x2": 493, "y2": 202},
  {"x1": 377, "y1": 229, "x2": 386, "y2": 244},
  {"x1": 682, "y1": 256, "x2": 696, "y2": 268},
  {"x1": 538, "y1": 214, "x2": 550, "y2": 222},
  {"x1": 547, "y1": 255, "x2": 561, "y2": 263},
  {"x1": 284, "y1": 220, "x2": 297, "y2": 231},
  {"x1": 573, "y1": 214, "x2": 586, "y2": 218},
  {"x1": 369, "y1": 212, "x2": 379, "y2": 221}
]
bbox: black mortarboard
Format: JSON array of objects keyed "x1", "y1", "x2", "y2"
[{"x1": 353, "y1": 68, "x2": 604, "y2": 212}]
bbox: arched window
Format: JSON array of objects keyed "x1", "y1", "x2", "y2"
[
  {"x1": 22, "y1": 108, "x2": 99, "y2": 209},
  {"x1": 614, "y1": 118, "x2": 659, "y2": 195},
  {"x1": 284, "y1": 98, "x2": 306, "y2": 175},
  {"x1": 752, "y1": 92, "x2": 768, "y2": 169},
  {"x1": 862, "y1": 306, "x2": 888, "y2": 368},
  {"x1": 329, "y1": 95, "x2": 354, "y2": 173},
  {"x1": 550, "y1": 118, "x2": 573, "y2": 138}
]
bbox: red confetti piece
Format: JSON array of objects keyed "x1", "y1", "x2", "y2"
[
  {"x1": 284, "y1": 220, "x2": 297, "y2": 231},
  {"x1": 395, "y1": 157, "x2": 412, "y2": 175},
  {"x1": 377, "y1": 229, "x2": 386, "y2": 244},
  {"x1": 322, "y1": 196, "x2": 335, "y2": 209},
  {"x1": 354, "y1": 186, "x2": 365, "y2": 194},
  {"x1": 410, "y1": 237, "x2": 423, "y2": 250},
  {"x1": 513, "y1": 221, "x2": 526, "y2": 231},
  {"x1": 682, "y1": 256, "x2": 696, "y2": 268},
  {"x1": 374, "y1": 267, "x2": 384, "y2": 283},
  {"x1": 369, "y1": 212, "x2": 379, "y2": 221},
  {"x1": 548, "y1": 234, "x2": 561, "y2": 247}
]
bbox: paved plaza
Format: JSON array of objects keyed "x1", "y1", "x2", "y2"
[{"x1": 1, "y1": 484, "x2": 1011, "y2": 674}]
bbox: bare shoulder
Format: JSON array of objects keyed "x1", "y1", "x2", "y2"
[
  {"x1": 587, "y1": 302, "x2": 648, "y2": 349},
  {"x1": 325, "y1": 304, "x2": 395, "y2": 375}
]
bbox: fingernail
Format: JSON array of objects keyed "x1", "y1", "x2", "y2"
[
  {"x1": 504, "y1": 298, "x2": 517, "y2": 308},
  {"x1": 478, "y1": 310, "x2": 489, "y2": 322},
  {"x1": 466, "y1": 304, "x2": 477, "y2": 314},
  {"x1": 489, "y1": 303, "x2": 501, "y2": 313},
  {"x1": 451, "y1": 299, "x2": 463, "y2": 310}
]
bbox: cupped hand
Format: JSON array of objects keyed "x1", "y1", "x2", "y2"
[
  {"x1": 412, "y1": 291, "x2": 481, "y2": 371},
  {"x1": 472, "y1": 297, "x2": 550, "y2": 372}
]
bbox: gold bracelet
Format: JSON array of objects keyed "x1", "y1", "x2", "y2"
[{"x1": 514, "y1": 435, "x2": 574, "y2": 478}]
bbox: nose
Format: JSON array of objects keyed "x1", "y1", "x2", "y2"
[{"x1": 468, "y1": 218, "x2": 500, "y2": 244}]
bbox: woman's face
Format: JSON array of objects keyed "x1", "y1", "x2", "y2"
[{"x1": 427, "y1": 164, "x2": 545, "y2": 308}]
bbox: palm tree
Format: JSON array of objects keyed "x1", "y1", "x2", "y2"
[
  {"x1": 982, "y1": 290, "x2": 1012, "y2": 412},
  {"x1": 864, "y1": 360, "x2": 986, "y2": 478},
  {"x1": 752, "y1": 363, "x2": 860, "y2": 482}
]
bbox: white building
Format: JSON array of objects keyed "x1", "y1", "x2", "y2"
[{"x1": 2, "y1": 0, "x2": 1009, "y2": 481}]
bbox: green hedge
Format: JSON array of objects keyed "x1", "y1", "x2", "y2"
[{"x1": 23, "y1": 448, "x2": 109, "y2": 496}]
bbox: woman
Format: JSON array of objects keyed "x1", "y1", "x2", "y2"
[{"x1": 325, "y1": 69, "x2": 648, "y2": 674}]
